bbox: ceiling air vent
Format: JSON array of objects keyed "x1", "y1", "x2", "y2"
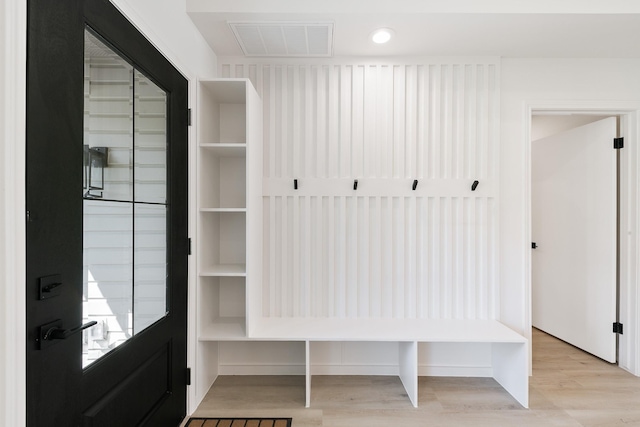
[{"x1": 229, "y1": 22, "x2": 334, "y2": 57}]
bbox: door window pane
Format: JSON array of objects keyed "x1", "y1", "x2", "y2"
[
  {"x1": 83, "y1": 28, "x2": 169, "y2": 368},
  {"x1": 134, "y1": 71, "x2": 167, "y2": 204},
  {"x1": 83, "y1": 30, "x2": 133, "y2": 201},
  {"x1": 134, "y1": 204, "x2": 167, "y2": 334},
  {"x1": 83, "y1": 201, "x2": 133, "y2": 366}
]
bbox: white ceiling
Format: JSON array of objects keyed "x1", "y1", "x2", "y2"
[{"x1": 186, "y1": 0, "x2": 640, "y2": 58}]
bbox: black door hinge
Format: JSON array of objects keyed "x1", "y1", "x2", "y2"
[
  {"x1": 188, "y1": 238, "x2": 192, "y2": 255},
  {"x1": 185, "y1": 367, "x2": 191, "y2": 385},
  {"x1": 614, "y1": 137, "x2": 624, "y2": 149},
  {"x1": 188, "y1": 108, "x2": 192, "y2": 126},
  {"x1": 613, "y1": 322, "x2": 624, "y2": 334}
]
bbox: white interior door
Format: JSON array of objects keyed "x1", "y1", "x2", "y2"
[{"x1": 532, "y1": 117, "x2": 617, "y2": 363}]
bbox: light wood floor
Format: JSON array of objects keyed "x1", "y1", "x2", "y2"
[{"x1": 192, "y1": 329, "x2": 640, "y2": 426}]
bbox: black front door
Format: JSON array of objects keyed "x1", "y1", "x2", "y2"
[{"x1": 26, "y1": 0, "x2": 188, "y2": 425}]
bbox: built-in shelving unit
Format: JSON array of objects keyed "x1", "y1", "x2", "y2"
[
  {"x1": 191, "y1": 73, "x2": 528, "y2": 414},
  {"x1": 195, "y1": 79, "x2": 262, "y2": 347}
]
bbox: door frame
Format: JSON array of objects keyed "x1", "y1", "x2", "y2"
[
  {"x1": 1, "y1": 0, "x2": 27, "y2": 425},
  {"x1": 524, "y1": 101, "x2": 640, "y2": 376}
]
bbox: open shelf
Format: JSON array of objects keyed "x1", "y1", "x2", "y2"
[
  {"x1": 199, "y1": 143, "x2": 247, "y2": 154},
  {"x1": 199, "y1": 212, "x2": 246, "y2": 271},
  {"x1": 199, "y1": 151, "x2": 246, "y2": 209},
  {"x1": 200, "y1": 208, "x2": 247, "y2": 213},
  {"x1": 198, "y1": 276, "x2": 246, "y2": 340},
  {"x1": 199, "y1": 318, "x2": 247, "y2": 341},
  {"x1": 200, "y1": 264, "x2": 247, "y2": 277},
  {"x1": 199, "y1": 80, "x2": 247, "y2": 144}
]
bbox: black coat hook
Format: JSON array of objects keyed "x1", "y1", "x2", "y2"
[
  {"x1": 353, "y1": 179, "x2": 358, "y2": 190},
  {"x1": 294, "y1": 179, "x2": 298, "y2": 190},
  {"x1": 412, "y1": 179, "x2": 418, "y2": 190},
  {"x1": 471, "y1": 180, "x2": 479, "y2": 191}
]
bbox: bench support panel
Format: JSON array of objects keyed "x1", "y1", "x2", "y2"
[
  {"x1": 492, "y1": 342, "x2": 529, "y2": 408},
  {"x1": 399, "y1": 341, "x2": 418, "y2": 408}
]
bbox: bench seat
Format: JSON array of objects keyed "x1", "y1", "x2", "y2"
[{"x1": 248, "y1": 317, "x2": 529, "y2": 408}]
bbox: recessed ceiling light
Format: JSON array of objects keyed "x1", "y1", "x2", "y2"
[{"x1": 371, "y1": 28, "x2": 394, "y2": 44}]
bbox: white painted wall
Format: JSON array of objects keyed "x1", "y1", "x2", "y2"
[
  {"x1": 111, "y1": 0, "x2": 217, "y2": 79},
  {"x1": 501, "y1": 58, "x2": 640, "y2": 374}
]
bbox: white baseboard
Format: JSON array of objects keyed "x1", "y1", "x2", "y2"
[
  {"x1": 310, "y1": 364, "x2": 399, "y2": 376},
  {"x1": 217, "y1": 363, "x2": 493, "y2": 377},
  {"x1": 218, "y1": 364, "x2": 306, "y2": 375},
  {"x1": 418, "y1": 365, "x2": 493, "y2": 377}
]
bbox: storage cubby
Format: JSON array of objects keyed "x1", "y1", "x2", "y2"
[
  {"x1": 218, "y1": 341, "x2": 306, "y2": 375},
  {"x1": 308, "y1": 341, "x2": 418, "y2": 408},
  {"x1": 199, "y1": 212, "x2": 246, "y2": 275},
  {"x1": 199, "y1": 146, "x2": 246, "y2": 209},
  {"x1": 199, "y1": 80, "x2": 247, "y2": 144},
  {"x1": 198, "y1": 277, "x2": 246, "y2": 340}
]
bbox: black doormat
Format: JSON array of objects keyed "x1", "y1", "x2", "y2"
[{"x1": 185, "y1": 418, "x2": 292, "y2": 427}]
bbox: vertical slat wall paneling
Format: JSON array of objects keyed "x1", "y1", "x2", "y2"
[
  {"x1": 327, "y1": 196, "x2": 335, "y2": 317},
  {"x1": 222, "y1": 60, "x2": 500, "y2": 321},
  {"x1": 328, "y1": 66, "x2": 340, "y2": 179},
  {"x1": 416, "y1": 197, "x2": 426, "y2": 318},
  {"x1": 393, "y1": 66, "x2": 405, "y2": 178},
  {"x1": 341, "y1": 67, "x2": 352, "y2": 178},
  {"x1": 382, "y1": 66, "x2": 393, "y2": 179},
  {"x1": 381, "y1": 197, "x2": 392, "y2": 318}
]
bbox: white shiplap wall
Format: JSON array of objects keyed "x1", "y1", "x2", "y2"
[{"x1": 221, "y1": 60, "x2": 500, "y2": 321}]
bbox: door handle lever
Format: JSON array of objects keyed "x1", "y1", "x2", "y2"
[
  {"x1": 44, "y1": 321, "x2": 98, "y2": 340},
  {"x1": 38, "y1": 319, "x2": 97, "y2": 349},
  {"x1": 40, "y1": 320, "x2": 98, "y2": 343}
]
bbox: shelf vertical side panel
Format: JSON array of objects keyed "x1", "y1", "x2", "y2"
[{"x1": 246, "y1": 80, "x2": 263, "y2": 337}]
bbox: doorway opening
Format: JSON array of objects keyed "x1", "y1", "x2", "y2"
[
  {"x1": 531, "y1": 113, "x2": 620, "y2": 364},
  {"x1": 526, "y1": 104, "x2": 640, "y2": 379}
]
